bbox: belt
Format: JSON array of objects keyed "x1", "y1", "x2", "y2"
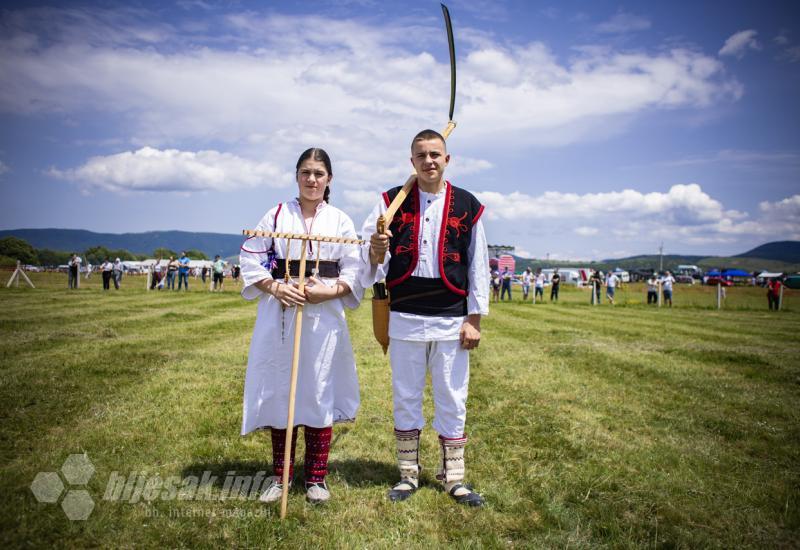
[
  {"x1": 271, "y1": 260, "x2": 340, "y2": 279},
  {"x1": 389, "y1": 276, "x2": 466, "y2": 317}
]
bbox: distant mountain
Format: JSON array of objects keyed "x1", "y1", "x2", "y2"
[
  {"x1": 0, "y1": 228, "x2": 243, "y2": 258},
  {"x1": 498, "y1": 241, "x2": 800, "y2": 273},
  {"x1": 736, "y1": 241, "x2": 800, "y2": 263}
]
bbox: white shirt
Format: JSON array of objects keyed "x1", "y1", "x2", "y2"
[
  {"x1": 607, "y1": 274, "x2": 618, "y2": 288},
  {"x1": 661, "y1": 275, "x2": 675, "y2": 291},
  {"x1": 361, "y1": 183, "x2": 489, "y2": 342},
  {"x1": 535, "y1": 273, "x2": 545, "y2": 288}
]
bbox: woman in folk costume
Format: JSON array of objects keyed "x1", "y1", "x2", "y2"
[{"x1": 239, "y1": 148, "x2": 363, "y2": 504}]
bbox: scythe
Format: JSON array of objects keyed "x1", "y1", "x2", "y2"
[{"x1": 372, "y1": 3, "x2": 457, "y2": 353}]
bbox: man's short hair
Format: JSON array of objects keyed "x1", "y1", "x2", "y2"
[{"x1": 411, "y1": 129, "x2": 446, "y2": 151}]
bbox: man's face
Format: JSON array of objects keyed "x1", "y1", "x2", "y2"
[{"x1": 411, "y1": 138, "x2": 449, "y2": 187}]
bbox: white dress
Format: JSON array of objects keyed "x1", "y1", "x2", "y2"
[{"x1": 240, "y1": 199, "x2": 363, "y2": 434}]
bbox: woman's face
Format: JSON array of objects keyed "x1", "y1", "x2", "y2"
[{"x1": 296, "y1": 158, "x2": 331, "y2": 204}]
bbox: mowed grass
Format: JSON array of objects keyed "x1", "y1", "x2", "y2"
[{"x1": 1, "y1": 272, "x2": 799, "y2": 548}]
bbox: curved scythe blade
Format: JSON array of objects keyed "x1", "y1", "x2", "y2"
[{"x1": 441, "y1": 3, "x2": 456, "y2": 122}]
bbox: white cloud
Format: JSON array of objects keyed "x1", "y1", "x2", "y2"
[
  {"x1": 0, "y1": 160, "x2": 8, "y2": 176},
  {"x1": 458, "y1": 44, "x2": 741, "y2": 144},
  {"x1": 0, "y1": 7, "x2": 742, "y2": 153},
  {"x1": 474, "y1": 184, "x2": 800, "y2": 246},
  {"x1": 48, "y1": 147, "x2": 291, "y2": 193},
  {"x1": 759, "y1": 195, "x2": 800, "y2": 223},
  {"x1": 784, "y1": 45, "x2": 800, "y2": 63},
  {"x1": 719, "y1": 29, "x2": 761, "y2": 58},
  {"x1": 657, "y1": 149, "x2": 800, "y2": 168},
  {"x1": 574, "y1": 226, "x2": 599, "y2": 236},
  {"x1": 595, "y1": 11, "x2": 651, "y2": 34},
  {"x1": 476, "y1": 183, "x2": 734, "y2": 223},
  {"x1": 773, "y1": 32, "x2": 789, "y2": 46}
]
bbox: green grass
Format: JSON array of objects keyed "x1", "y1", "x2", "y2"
[{"x1": 1, "y1": 272, "x2": 799, "y2": 548}]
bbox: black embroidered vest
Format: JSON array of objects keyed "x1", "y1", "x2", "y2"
[{"x1": 384, "y1": 180, "x2": 484, "y2": 309}]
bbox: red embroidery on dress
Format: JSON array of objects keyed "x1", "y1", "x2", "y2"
[{"x1": 446, "y1": 212, "x2": 468, "y2": 237}]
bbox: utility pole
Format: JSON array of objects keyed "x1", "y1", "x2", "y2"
[{"x1": 659, "y1": 242, "x2": 664, "y2": 273}]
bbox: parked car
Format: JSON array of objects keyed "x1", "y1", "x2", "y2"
[
  {"x1": 704, "y1": 276, "x2": 733, "y2": 286},
  {"x1": 674, "y1": 275, "x2": 695, "y2": 284}
]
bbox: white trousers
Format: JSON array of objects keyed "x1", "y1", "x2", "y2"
[{"x1": 389, "y1": 339, "x2": 469, "y2": 438}]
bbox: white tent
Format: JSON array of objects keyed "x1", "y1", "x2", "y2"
[{"x1": 612, "y1": 268, "x2": 630, "y2": 283}]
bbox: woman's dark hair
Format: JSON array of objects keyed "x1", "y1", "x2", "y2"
[{"x1": 296, "y1": 148, "x2": 333, "y2": 203}]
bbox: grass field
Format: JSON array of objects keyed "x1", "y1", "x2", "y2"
[{"x1": 1, "y1": 272, "x2": 799, "y2": 548}]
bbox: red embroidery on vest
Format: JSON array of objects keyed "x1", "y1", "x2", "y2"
[
  {"x1": 443, "y1": 251, "x2": 460, "y2": 262},
  {"x1": 393, "y1": 211, "x2": 415, "y2": 232},
  {"x1": 446, "y1": 212, "x2": 468, "y2": 237},
  {"x1": 395, "y1": 244, "x2": 415, "y2": 255}
]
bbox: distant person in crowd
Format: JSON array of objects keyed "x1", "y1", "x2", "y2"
[
  {"x1": 534, "y1": 268, "x2": 545, "y2": 302},
  {"x1": 605, "y1": 271, "x2": 619, "y2": 305},
  {"x1": 166, "y1": 256, "x2": 178, "y2": 290},
  {"x1": 100, "y1": 257, "x2": 113, "y2": 290},
  {"x1": 85, "y1": 260, "x2": 92, "y2": 279},
  {"x1": 550, "y1": 268, "x2": 561, "y2": 302},
  {"x1": 500, "y1": 267, "x2": 513, "y2": 301},
  {"x1": 213, "y1": 255, "x2": 225, "y2": 291},
  {"x1": 491, "y1": 268, "x2": 501, "y2": 302},
  {"x1": 240, "y1": 147, "x2": 362, "y2": 505},
  {"x1": 521, "y1": 268, "x2": 532, "y2": 301},
  {"x1": 767, "y1": 277, "x2": 783, "y2": 310},
  {"x1": 68, "y1": 253, "x2": 81, "y2": 289},
  {"x1": 589, "y1": 269, "x2": 602, "y2": 304},
  {"x1": 113, "y1": 257, "x2": 124, "y2": 290},
  {"x1": 233, "y1": 264, "x2": 241, "y2": 283},
  {"x1": 522, "y1": 267, "x2": 533, "y2": 302},
  {"x1": 646, "y1": 273, "x2": 659, "y2": 305},
  {"x1": 178, "y1": 251, "x2": 191, "y2": 291},
  {"x1": 661, "y1": 270, "x2": 676, "y2": 308},
  {"x1": 150, "y1": 257, "x2": 164, "y2": 290},
  {"x1": 201, "y1": 266, "x2": 208, "y2": 284}
]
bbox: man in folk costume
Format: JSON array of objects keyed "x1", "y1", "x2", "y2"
[{"x1": 361, "y1": 129, "x2": 489, "y2": 506}]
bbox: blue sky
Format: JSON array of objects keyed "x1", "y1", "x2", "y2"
[{"x1": 1, "y1": 0, "x2": 798, "y2": 260}]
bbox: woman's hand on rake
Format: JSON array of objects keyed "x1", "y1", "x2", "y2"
[
  {"x1": 303, "y1": 276, "x2": 331, "y2": 304},
  {"x1": 272, "y1": 279, "x2": 306, "y2": 307}
]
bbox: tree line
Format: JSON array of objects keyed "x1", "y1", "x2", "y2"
[{"x1": 0, "y1": 237, "x2": 208, "y2": 267}]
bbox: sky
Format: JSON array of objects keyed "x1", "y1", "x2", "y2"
[{"x1": 0, "y1": 0, "x2": 798, "y2": 260}]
